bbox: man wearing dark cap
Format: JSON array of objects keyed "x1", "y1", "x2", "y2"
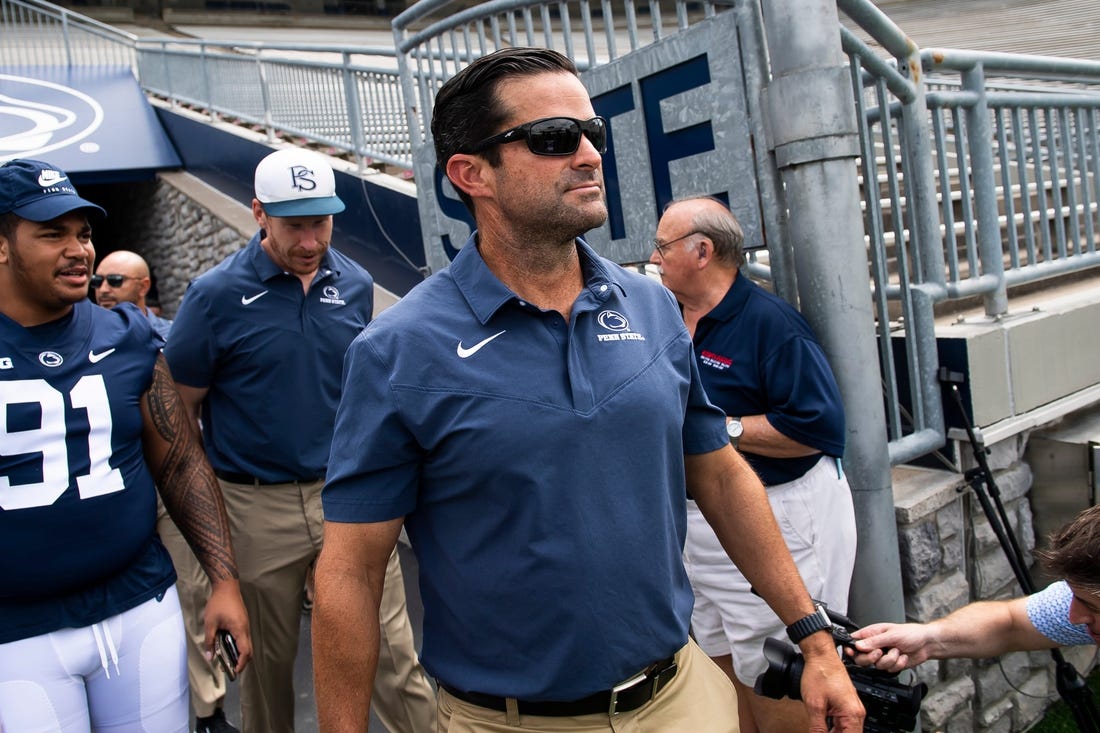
[
  {"x1": 165, "y1": 148, "x2": 436, "y2": 733},
  {"x1": 0, "y1": 161, "x2": 250, "y2": 730}
]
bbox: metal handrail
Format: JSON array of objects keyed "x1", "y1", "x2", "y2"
[
  {"x1": 132, "y1": 38, "x2": 408, "y2": 171},
  {"x1": 840, "y1": 0, "x2": 1100, "y2": 461},
  {"x1": 0, "y1": 0, "x2": 136, "y2": 69}
]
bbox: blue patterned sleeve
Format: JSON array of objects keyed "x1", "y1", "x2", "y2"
[{"x1": 1025, "y1": 581, "x2": 1094, "y2": 646}]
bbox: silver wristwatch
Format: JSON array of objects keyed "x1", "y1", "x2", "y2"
[{"x1": 726, "y1": 417, "x2": 743, "y2": 448}]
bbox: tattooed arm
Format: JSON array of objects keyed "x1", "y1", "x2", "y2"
[{"x1": 141, "y1": 353, "x2": 252, "y2": 671}]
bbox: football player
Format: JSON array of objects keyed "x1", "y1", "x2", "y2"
[{"x1": 0, "y1": 159, "x2": 251, "y2": 732}]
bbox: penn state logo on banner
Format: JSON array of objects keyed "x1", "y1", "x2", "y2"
[
  {"x1": 0, "y1": 68, "x2": 180, "y2": 173},
  {"x1": 0, "y1": 74, "x2": 104, "y2": 161}
]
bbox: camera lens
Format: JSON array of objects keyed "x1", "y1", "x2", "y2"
[{"x1": 753, "y1": 637, "x2": 805, "y2": 701}]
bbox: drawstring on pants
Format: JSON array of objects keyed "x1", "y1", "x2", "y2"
[{"x1": 91, "y1": 621, "x2": 121, "y2": 679}]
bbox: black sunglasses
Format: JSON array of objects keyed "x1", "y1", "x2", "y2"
[
  {"x1": 470, "y1": 116, "x2": 608, "y2": 157},
  {"x1": 90, "y1": 274, "x2": 137, "y2": 289}
]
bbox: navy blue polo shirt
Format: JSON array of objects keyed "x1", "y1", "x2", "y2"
[
  {"x1": 693, "y1": 274, "x2": 845, "y2": 486},
  {"x1": 324, "y1": 236, "x2": 729, "y2": 700},
  {"x1": 1, "y1": 301, "x2": 175, "y2": 642},
  {"x1": 165, "y1": 232, "x2": 373, "y2": 482}
]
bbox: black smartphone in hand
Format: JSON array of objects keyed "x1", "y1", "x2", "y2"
[{"x1": 214, "y1": 630, "x2": 240, "y2": 681}]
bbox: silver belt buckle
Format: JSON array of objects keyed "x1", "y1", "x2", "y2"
[{"x1": 608, "y1": 671, "x2": 647, "y2": 716}]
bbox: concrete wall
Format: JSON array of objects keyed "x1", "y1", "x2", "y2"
[{"x1": 885, "y1": 271, "x2": 1100, "y2": 732}]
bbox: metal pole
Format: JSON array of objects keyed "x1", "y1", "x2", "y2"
[
  {"x1": 341, "y1": 51, "x2": 368, "y2": 174},
  {"x1": 962, "y1": 64, "x2": 1009, "y2": 316},
  {"x1": 758, "y1": 0, "x2": 905, "y2": 625}
]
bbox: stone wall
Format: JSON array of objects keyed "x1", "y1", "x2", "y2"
[
  {"x1": 892, "y1": 432, "x2": 1098, "y2": 732},
  {"x1": 102, "y1": 174, "x2": 254, "y2": 318}
]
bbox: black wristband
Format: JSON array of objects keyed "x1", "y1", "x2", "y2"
[{"x1": 786, "y1": 603, "x2": 832, "y2": 644}]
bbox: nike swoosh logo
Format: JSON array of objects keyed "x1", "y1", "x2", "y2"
[
  {"x1": 38, "y1": 172, "x2": 68, "y2": 186},
  {"x1": 88, "y1": 348, "x2": 116, "y2": 364},
  {"x1": 456, "y1": 330, "x2": 506, "y2": 359},
  {"x1": 241, "y1": 291, "x2": 269, "y2": 305}
]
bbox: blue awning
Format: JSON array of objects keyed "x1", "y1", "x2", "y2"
[{"x1": 0, "y1": 66, "x2": 181, "y2": 183}]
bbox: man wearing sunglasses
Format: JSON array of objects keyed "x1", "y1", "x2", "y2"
[
  {"x1": 315, "y1": 47, "x2": 864, "y2": 733},
  {"x1": 92, "y1": 250, "x2": 173, "y2": 340},
  {"x1": 651, "y1": 197, "x2": 857, "y2": 733}
]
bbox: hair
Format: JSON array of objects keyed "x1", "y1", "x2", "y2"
[
  {"x1": 431, "y1": 47, "x2": 578, "y2": 211},
  {"x1": 1036, "y1": 503, "x2": 1100, "y2": 594},
  {"x1": 0, "y1": 212, "x2": 19, "y2": 243},
  {"x1": 671, "y1": 196, "x2": 746, "y2": 268}
]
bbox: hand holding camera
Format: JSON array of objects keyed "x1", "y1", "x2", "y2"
[{"x1": 754, "y1": 603, "x2": 927, "y2": 733}]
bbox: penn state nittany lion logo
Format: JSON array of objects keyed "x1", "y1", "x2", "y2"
[
  {"x1": 0, "y1": 74, "x2": 103, "y2": 161},
  {"x1": 597, "y1": 310, "x2": 630, "y2": 332}
]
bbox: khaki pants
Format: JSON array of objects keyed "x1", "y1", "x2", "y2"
[
  {"x1": 169, "y1": 478, "x2": 436, "y2": 733},
  {"x1": 437, "y1": 640, "x2": 738, "y2": 732}
]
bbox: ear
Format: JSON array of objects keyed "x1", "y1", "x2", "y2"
[
  {"x1": 0, "y1": 235, "x2": 8, "y2": 265},
  {"x1": 138, "y1": 276, "x2": 151, "y2": 298},
  {"x1": 696, "y1": 237, "x2": 714, "y2": 268},
  {"x1": 445, "y1": 153, "x2": 495, "y2": 203},
  {"x1": 251, "y1": 199, "x2": 266, "y2": 227}
]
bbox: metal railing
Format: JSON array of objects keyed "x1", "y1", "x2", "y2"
[
  {"x1": 134, "y1": 38, "x2": 411, "y2": 170},
  {"x1": 0, "y1": 0, "x2": 135, "y2": 68},
  {"x1": 839, "y1": 0, "x2": 1100, "y2": 460},
  {"x1": 0, "y1": 0, "x2": 410, "y2": 170}
]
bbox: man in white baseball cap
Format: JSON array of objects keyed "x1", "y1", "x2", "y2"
[
  {"x1": 253, "y1": 147, "x2": 345, "y2": 217},
  {"x1": 165, "y1": 147, "x2": 437, "y2": 733}
]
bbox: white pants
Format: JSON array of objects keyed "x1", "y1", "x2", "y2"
[
  {"x1": 684, "y1": 455, "x2": 857, "y2": 685},
  {"x1": 0, "y1": 586, "x2": 188, "y2": 733}
]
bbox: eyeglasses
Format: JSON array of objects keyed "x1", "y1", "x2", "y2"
[
  {"x1": 652, "y1": 230, "x2": 703, "y2": 257},
  {"x1": 90, "y1": 274, "x2": 137, "y2": 289},
  {"x1": 470, "y1": 116, "x2": 608, "y2": 157}
]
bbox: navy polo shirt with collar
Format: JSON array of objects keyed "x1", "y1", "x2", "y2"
[
  {"x1": 165, "y1": 231, "x2": 373, "y2": 483},
  {"x1": 324, "y1": 235, "x2": 729, "y2": 701},
  {"x1": 693, "y1": 273, "x2": 845, "y2": 486}
]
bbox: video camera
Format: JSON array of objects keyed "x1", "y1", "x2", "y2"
[{"x1": 753, "y1": 607, "x2": 927, "y2": 733}]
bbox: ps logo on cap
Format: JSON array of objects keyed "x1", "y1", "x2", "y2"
[
  {"x1": 254, "y1": 148, "x2": 345, "y2": 218},
  {"x1": 289, "y1": 165, "x2": 317, "y2": 193}
]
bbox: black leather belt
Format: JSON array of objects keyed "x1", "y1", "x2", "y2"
[
  {"x1": 440, "y1": 656, "x2": 677, "y2": 717},
  {"x1": 214, "y1": 470, "x2": 323, "y2": 486}
]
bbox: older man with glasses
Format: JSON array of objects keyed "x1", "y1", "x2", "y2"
[{"x1": 650, "y1": 196, "x2": 858, "y2": 733}]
